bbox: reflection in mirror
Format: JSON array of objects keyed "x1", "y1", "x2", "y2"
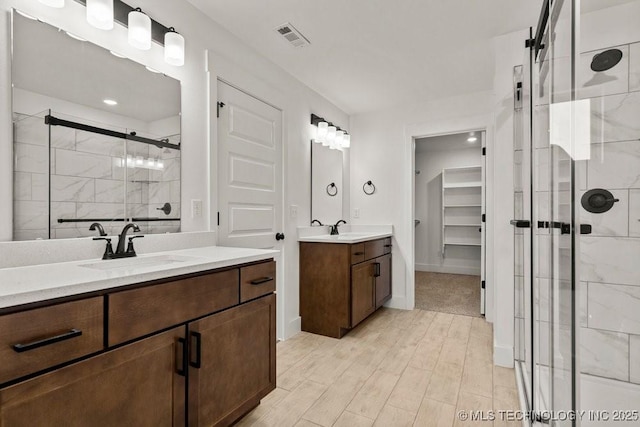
[
  {"x1": 11, "y1": 11, "x2": 181, "y2": 241},
  {"x1": 311, "y1": 142, "x2": 343, "y2": 225}
]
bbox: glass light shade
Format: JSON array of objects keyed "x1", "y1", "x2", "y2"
[
  {"x1": 86, "y1": 0, "x2": 113, "y2": 30},
  {"x1": 39, "y1": 0, "x2": 65, "y2": 8},
  {"x1": 128, "y1": 9, "x2": 151, "y2": 50},
  {"x1": 164, "y1": 30, "x2": 185, "y2": 66},
  {"x1": 317, "y1": 121, "x2": 328, "y2": 138},
  {"x1": 342, "y1": 134, "x2": 351, "y2": 148},
  {"x1": 335, "y1": 130, "x2": 344, "y2": 148}
]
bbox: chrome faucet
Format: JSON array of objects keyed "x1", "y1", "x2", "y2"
[{"x1": 329, "y1": 220, "x2": 347, "y2": 235}]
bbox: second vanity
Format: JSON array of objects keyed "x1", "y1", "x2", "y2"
[
  {"x1": 299, "y1": 226, "x2": 392, "y2": 338},
  {"x1": 0, "y1": 245, "x2": 277, "y2": 427}
]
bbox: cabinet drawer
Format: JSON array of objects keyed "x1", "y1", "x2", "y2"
[
  {"x1": 0, "y1": 297, "x2": 103, "y2": 384},
  {"x1": 364, "y1": 239, "x2": 386, "y2": 260},
  {"x1": 240, "y1": 261, "x2": 276, "y2": 303},
  {"x1": 383, "y1": 237, "x2": 392, "y2": 254},
  {"x1": 350, "y1": 243, "x2": 365, "y2": 264},
  {"x1": 108, "y1": 269, "x2": 239, "y2": 346}
]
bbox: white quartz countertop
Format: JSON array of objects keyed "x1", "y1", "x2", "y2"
[
  {"x1": 0, "y1": 246, "x2": 278, "y2": 310},
  {"x1": 297, "y1": 224, "x2": 393, "y2": 244}
]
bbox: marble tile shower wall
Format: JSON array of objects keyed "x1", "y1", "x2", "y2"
[
  {"x1": 577, "y1": 42, "x2": 640, "y2": 385},
  {"x1": 13, "y1": 114, "x2": 180, "y2": 240}
]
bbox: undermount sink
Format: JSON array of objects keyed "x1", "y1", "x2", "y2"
[{"x1": 79, "y1": 255, "x2": 202, "y2": 272}]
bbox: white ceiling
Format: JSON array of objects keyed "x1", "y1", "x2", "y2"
[
  {"x1": 13, "y1": 14, "x2": 180, "y2": 124},
  {"x1": 415, "y1": 132, "x2": 481, "y2": 153},
  {"x1": 186, "y1": 0, "x2": 543, "y2": 114}
]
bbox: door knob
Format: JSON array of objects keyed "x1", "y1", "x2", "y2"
[{"x1": 275, "y1": 232, "x2": 285, "y2": 241}]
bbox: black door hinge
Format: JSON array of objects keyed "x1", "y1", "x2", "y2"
[
  {"x1": 217, "y1": 211, "x2": 220, "y2": 226},
  {"x1": 482, "y1": 147, "x2": 486, "y2": 156},
  {"x1": 481, "y1": 214, "x2": 486, "y2": 223},
  {"x1": 481, "y1": 280, "x2": 486, "y2": 289},
  {"x1": 216, "y1": 102, "x2": 225, "y2": 118},
  {"x1": 525, "y1": 38, "x2": 535, "y2": 49}
]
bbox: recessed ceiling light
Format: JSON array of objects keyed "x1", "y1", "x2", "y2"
[
  {"x1": 467, "y1": 136, "x2": 478, "y2": 143},
  {"x1": 103, "y1": 99, "x2": 118, "y2": 106},
  {"x1": 145, "y1": 66, "x2": 161, "y2": 74},
  {"x1": 109, "y1": 50, "x2": 126, "y2": 58},
  {"x1": 16, "y1": 10, "x2": 38, "y2": 21},
  {"x1": 65, "y1": 31, "x2": 86, "y2": 42}
]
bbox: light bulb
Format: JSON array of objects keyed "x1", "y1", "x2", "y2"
[
  {"x1": 342, "y1": 134, "x2": 351, "y2": 148},
  {"x1": 335, "y1": 130, "x2": 344, "y2": 148},
  {"x1": 86, "y1": 0, "x2": 113, "y2": 30},
  {"x1": 128, "y1": 8, "x2": 151, "y2": 50},
  {"x1": 164, "y1": 28, "x2": 185, "y2": 66},
  {"x1": 326, "y1": 126, "x2": 336, "y2": 146},
  {"x1": 39, "y1": 0, "x2": 64, "y2": 8}
]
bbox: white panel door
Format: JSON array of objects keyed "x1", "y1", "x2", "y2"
[
  {"x1": 217, "y1": 81, "x2": 283, "y2": 249},
  {"x1": 480, "y1": 131, "x2": 486, "y2": 315}
]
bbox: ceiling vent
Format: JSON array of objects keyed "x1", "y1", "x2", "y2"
[{"x1": 274, "y1": 23, "x2": 310, "y2": 48}]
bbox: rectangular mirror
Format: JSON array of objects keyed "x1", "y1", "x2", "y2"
[
  {"x1": 12, "y1": 11, "x2": 181, "y2": 241},
  {"x1": 311, "y1": 142, "x2": 343, "y2": 224}
]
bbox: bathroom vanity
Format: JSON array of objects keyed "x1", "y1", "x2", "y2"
[
  {"x1": 0, "y1": 247, "x2": 277, "y2": 427},
  {"x1": 299, "y1": 230, "x2": 392, "y2": 338}
]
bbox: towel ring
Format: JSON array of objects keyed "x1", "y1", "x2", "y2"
[
  {"x1": 326, "y1": 183, "x2": 338, "y2": 197},
  {"x1": 363, "y1": 180, "x2": 376, "y2": 195}
]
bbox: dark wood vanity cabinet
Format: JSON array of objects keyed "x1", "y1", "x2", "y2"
[
  {"x1": 300, "y1": 237, "x2": 392, "y2": 338},
  {"x1": 0, "y1": 259, "x2": 276, "y2": 427}
]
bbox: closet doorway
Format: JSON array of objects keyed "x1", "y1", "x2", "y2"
[{"x1": 414, "y1": 131, "x2": 486, "y2": 317}]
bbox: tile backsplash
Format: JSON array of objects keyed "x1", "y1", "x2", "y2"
[{"x1": 13, "y1": 112, "x2": 180, "y2": 240}]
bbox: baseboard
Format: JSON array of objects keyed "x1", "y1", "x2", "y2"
[
  {"x1": 415, "y1": 263, "x2": 481, "y2": 276},
  {"x1": 494, "y1": 344, "x2": 514, "y2": 367},
  {"x1": 283, "y1": 316, "x2": 301, "y2": 340}
]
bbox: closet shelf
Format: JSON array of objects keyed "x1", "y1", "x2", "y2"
[
  {"x1": 444, "y1": 241, "x2": 482, "y2": 247},
  {"x1": 444, "y1": 204, "x2": 482, "y2": 208},
  {"x1": 444, "y1": 224, "x2": 481, "y2": 227},
  {"x1": 443, "y1": 182, "x2": 482, "y2": 189}
]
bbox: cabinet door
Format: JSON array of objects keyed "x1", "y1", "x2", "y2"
[
  {"x1": 351, "y1": 261, "x2": 375, "y2": 327},
  {"x1": 188, "y1": 294, "x2": 276, "y2": 427},
  {"x1": 375, "y1": 254, "x2": 392, "y2": 308},
  {"x1": 0, "y1": 327, "x2": 186, "y2": 427}
]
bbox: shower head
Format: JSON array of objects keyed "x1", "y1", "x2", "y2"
[{"x1": 590, "y1": 49, "x2": 623, "y2": 72}]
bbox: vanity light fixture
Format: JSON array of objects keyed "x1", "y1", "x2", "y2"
[
  {"x1": 86, "y1": 0, "x2": 114, "y2": 30},
  {"x1": 103, "y1": 99, "x2": 118, "y2": 106},
  {"x1": 310, "y1": 114, "x2": 350, "y2": 149},
  {"x1": 39, "y1": 0, "x2": 65, "y2": 8},
  {"x1": 128, "y1": 7, "x2": 151, "y2": 50},
  {"x1": 164, "y1": 28, "x2": 185, "y2": 66}
]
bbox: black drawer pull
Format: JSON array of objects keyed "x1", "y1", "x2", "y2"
[
  {"x1": 353, "y1": 251, "x2": 364, "y2": 256},
  {"x1": 374, "y1": 262, "x2": 381, "y2": 277},
  {"x1": 384, "y1": 244, "x2": 392, "y2": 248},
  {"x1": 13, "y1": 329, "x2": 82, "y2": 353},
  {"x1": 189, "y1": 331, "x2": 202, "y2": 369},
  {"x1": 250, "y1": 277, "x2": 274, "y2": 285}
]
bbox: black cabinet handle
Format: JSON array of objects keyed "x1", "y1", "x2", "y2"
[
  {"x1": 384, "y1": 244, "x2": 392, "y2": 248},
  {"x1": 250, "y1": 277, "x2": 273, "y2": 285},
  {"x1": 354, "y1": 251, "x2": 364, "y2": 256},
  {"x1": 189, "y1": 331, "x2": 202, "y2": 369},
  {"x1": 176, "y1": 337, "x2": 187, "y2": 376},
  {"x1": 374, "y1": 262, "x2": 381, "y2": 277},
  {"x1": 13, "y1": 329, "x2": 82, "y2": 353},
  {"x1": 510, "y1": 220, "x2": 531, "y2": 228}
]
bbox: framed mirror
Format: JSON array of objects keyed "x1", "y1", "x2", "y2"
[
  {"x1": 12, "y1": 11, "x2": 181, "y2": 241},
  {"x1": 310, "y1": 142, "x2": 343, "y2": 225}
]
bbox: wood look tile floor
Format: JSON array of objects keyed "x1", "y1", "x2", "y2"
[{"x1": 237, "y1": 308, "x2": 520, "y2": 427}]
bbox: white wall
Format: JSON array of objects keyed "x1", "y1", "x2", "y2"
[
  {"x1": 349, "y1": 91, "x2": 495, "y2": 313},
  {"x1": 0, "y1": 0, "x2": 349, "y2": 340},
  {"x1": 414, "y1": 144, "x2": 482, "y2": 275}
]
